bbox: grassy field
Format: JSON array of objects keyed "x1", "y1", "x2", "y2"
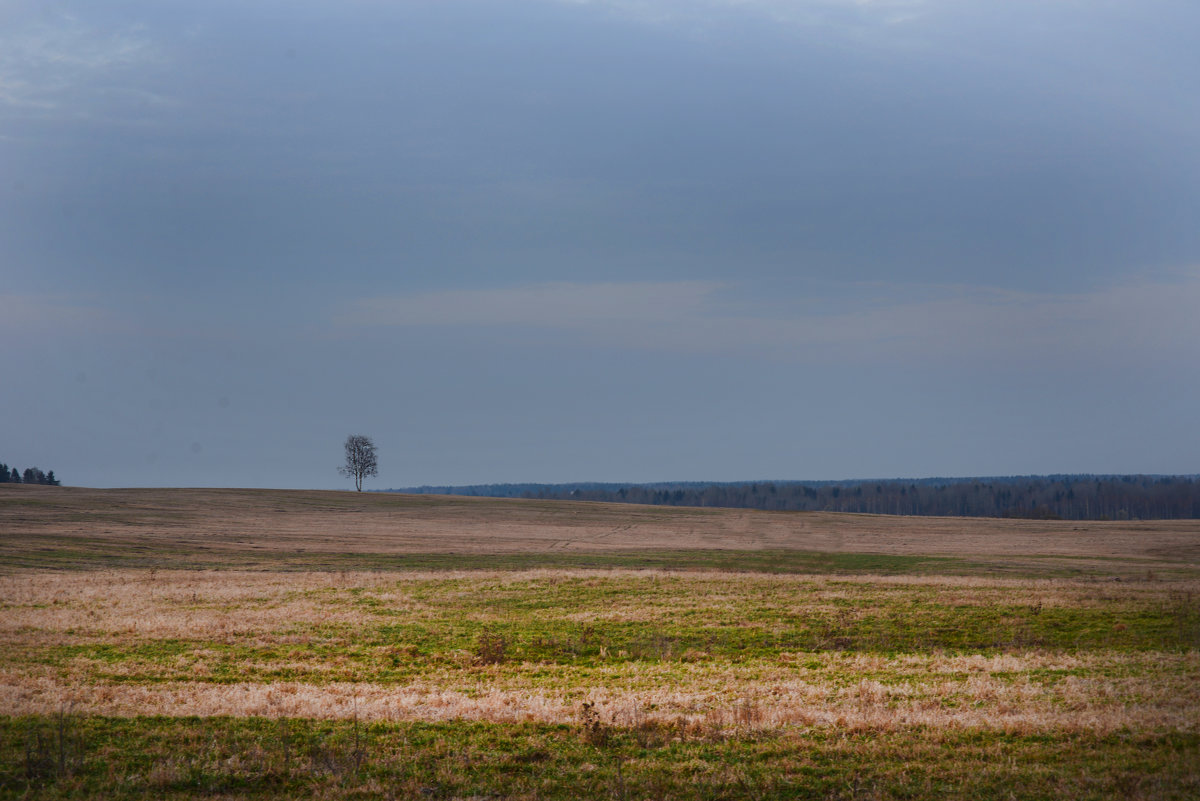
[{"x1": 2, "y1": 485, "x2": 1199, "y2": 798}]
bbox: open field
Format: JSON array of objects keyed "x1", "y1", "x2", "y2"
[
  {"x1": 2, "y1": 485, "x2": 1199, "y2": 798},
  {"x1": 4, "y1": 485, "x2": 1200, "y2": 576}
]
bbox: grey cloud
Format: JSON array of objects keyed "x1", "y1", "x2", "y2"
[
  {"x1": 341, "y1": 281, "x2": 723, "y2": 329},
  {"x1": 551, "y1": 0, "x2": 933, "y2": 29},
  {"x1": 6, "y1": 0, "x2": 1197, "y2": 298},
  {"x1": 4, "y1": 0, "x2": 1198, "y2": 485},
  {"x1": 341, "y1": 271, "x2": 1200, "y2": 366},
  {"x1": 0, "y1": 293, "x2": 127, "y2": 335},
  {"x1": 0, "y1": 13, "x2": 160, "y2": 112}
]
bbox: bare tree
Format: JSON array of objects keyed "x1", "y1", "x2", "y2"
[{"x1": 338, "y1": 435, "x2": 378, "y2": 491}]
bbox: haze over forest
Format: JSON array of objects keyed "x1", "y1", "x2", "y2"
[
  {"x1": 394, "y1": 475, "x2": 1200, "y2": 521},
  {"x1": 3, "y1": 1, "x2": 1198, "y2": 489}
]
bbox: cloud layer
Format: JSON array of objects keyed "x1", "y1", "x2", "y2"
[
  {"x1": 341, "y1": 271, "x2": 1200, "y2": 365},
  {"x1": 3, "y1": 1, "x2": 1198, "y2": 485},
  {"x1": 0, "y1": 13, "x2": 159, "y2": 112}
]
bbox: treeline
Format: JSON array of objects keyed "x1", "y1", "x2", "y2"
[
  {"x1": 389, "y1": 475, "x2": 1200, "y2": 520},
  {"x1": 0, "y1": 462, "x2": 61, "y2": 486}
]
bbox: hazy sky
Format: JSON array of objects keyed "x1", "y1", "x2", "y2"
[{"x1": 3, "y1": 0, "x2": 1199, "y2": 488}]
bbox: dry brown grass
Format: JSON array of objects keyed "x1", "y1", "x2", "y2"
[
  {"x1": 3, "y1": 487, "x2": 1199, "y2": 745},
  {"x1": 2, "y1": 568, "x2": 1193, "y2": 641},
  {"x1": 2, "y1": 568, "x2": 1198, "y2": 735},
  {"x1": 3, "y1": 484, "x2": 1199, "y2": 565},
  {"x1": 5, "y1": 660, "x2": 1196, "y2": 734}
]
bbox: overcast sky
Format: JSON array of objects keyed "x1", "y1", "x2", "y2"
[{"x1": 3, "y1": 0, "x2": 1199, "y2": 489}]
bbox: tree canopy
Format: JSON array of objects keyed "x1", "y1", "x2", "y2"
[
  {"x1": 338, "y1": 435, "x2": 378, "y2": 492},
  {"x1": 0, "y1": 462, "x2": 60, "y2": 485}
]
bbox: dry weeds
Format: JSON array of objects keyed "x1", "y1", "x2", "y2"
[{"x1": 4, "y1": 662, "x2": 1195, "y2": 734}]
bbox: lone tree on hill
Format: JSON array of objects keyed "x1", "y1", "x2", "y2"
[{"x1": 338, "y1": 434, "x2": 378, "y2": 491}]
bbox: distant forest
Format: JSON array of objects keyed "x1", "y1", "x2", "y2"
[
  {"x1": 0, "y1": 462, "x2": 61, "y2": 486},
  {"x1": 387, "y1": 475, "x2": 1200, "y2": 521}
]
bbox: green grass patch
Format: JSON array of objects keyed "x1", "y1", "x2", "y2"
[
  {"x1": 0, "y1": 539, "x2": 1162, "y2": 580},
  {"x1": 2, "y1": 715, "x2": 1196, "y2": 800},
  {"x1": 11, "y1": 576, "x2": 1198, "y2": 686}
]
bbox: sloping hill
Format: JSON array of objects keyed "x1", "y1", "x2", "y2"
[{"x1": 2, "y1": 485, "x2": 1198, "y2": 575}]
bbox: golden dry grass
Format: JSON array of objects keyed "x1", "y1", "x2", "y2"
[
  {"x1": 2, "y1": 569, "x2": 1197, "y2": 735},
  {"x1": 6, "y1": 664, "x2": 1196, "y2": 734},
  {"x1": 0, "y1": 568, "x2": 1193, "y2": 639}
]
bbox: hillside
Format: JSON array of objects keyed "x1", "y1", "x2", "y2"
[{"x1": 2, "y1": 484, "x2": 1198, "y2": 576}]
